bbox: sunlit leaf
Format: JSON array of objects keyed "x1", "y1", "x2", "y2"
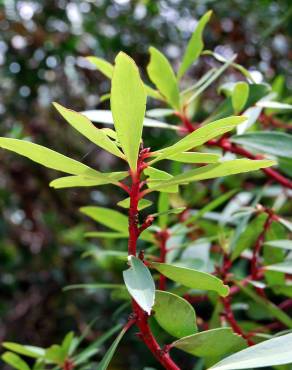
[
  {"x1": 232, "y1": 82, "x2": 249, "y2": 113},
  {"x1": 163, "y1": 152, "x2": 220, "y2": 163},
  {"x1": 145, "y1": 166, "x2": 179, "y2": 193},
  {"x1": 2, "y1": 352, "x2": 31, "y2": 370},
  {"x1": 86, "y1": 56, "x2": 114, "y2": 79},
  {"x1": 117, "y1": 197, "x2": 153, "y2": 210},
  {"x1": 2, "y1": 343, "x2": 45, "y2": 359}
]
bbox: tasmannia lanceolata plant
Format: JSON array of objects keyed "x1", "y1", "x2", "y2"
[{"x1": 2, "y1": 10, "x2": 292, "y2": 370}]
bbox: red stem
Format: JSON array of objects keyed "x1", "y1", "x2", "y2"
[{"x1": 156, "y1": 230, "x2": 170, "y2": 291}]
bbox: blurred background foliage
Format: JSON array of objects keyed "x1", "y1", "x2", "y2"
[{"x1": 0, "y1": 0, "x2": 291, "y2": 368}]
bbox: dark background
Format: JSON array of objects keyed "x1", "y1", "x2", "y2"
[{"x1": 0, "y1": 0, "x2": 291, "y2": 368}]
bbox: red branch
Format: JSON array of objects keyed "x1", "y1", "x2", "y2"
[
  {"x1": 156, "y1": 230, "x2": 170, "y2": 291},
  {"x1": 125, "y1": 148, "x2": 180, "y2": 370}
]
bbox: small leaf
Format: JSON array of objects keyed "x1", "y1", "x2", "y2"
[
  {"x1": 50, "y1": 172, "x2": 127, "y2": 189},
  {"x1": 265, "y1": 260, "x2": 292, "y2": 274},
  {"x1": 53, "y1": 103, "x2": 124, "y2": 158},
  {"x1": 154, "y1": 290, "x2": 197, "y2": 338},
  {"x1": 144, "y1": 167, "x2": 179, "y2": 193},
  {"x1": 111, "y1": 52, "x2": 146, "y2": 170},
  {"x1": 2, "y1": 352, "x2": 31, "y2": 370},
  {"x1": 231, "y1": 131, "x2": 292, "y2": 159},
  {"x1": 264, "y1": 240, "x2": 292, "y2": 250},
  {"x1": 2, "y1": 343, "x2": 45, "y2": 359},
  {"x1": 209, "y1": 332, "x2": 292, "y2": 370},
  {"x1": 45, "y1": 345, "x2": 65, "y2": 364},
  {"x1": 158, "y1": 193, "x2": 170, "y2": 228},
  {"x1": 86, "y1": 56, "x2": 114, "y2": 79},
  {"x1": 117, "y1": 198, "x2": 153, "y2": 210},
  {"x1": 164, "y1": 152, "x2": 220, "y2": 163},
  {"x1": 151, "y1": 116, "x2": 246, "y2": 163},
  {"x1": 123, "y1": 256, "x2": 155, "y2": 314},
  {"x1": 80, "y1": 206, "x2": 128, "y2": 233},
  {"x1": 147, "y1": 47, "x2": 180, "y2": 110},
  {"x1": 178, "y1": 11, "x2": 212, "y2": 79},
  {"x1": 172, "y1": 328, "x2": 246, "y2": 358},
  {"x1": 231, "y1": 82, "x2": 249, "y2": 113},
  {"x1": 150, "y1": 262, "x2": 229, "y2": 296},
  {"x1": 61, "y1": 332, "x2": 75, "y2": 356}
]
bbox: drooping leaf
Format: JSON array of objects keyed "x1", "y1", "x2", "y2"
[
  {"x1": 209, "y1": 332, "x2": 292, "y2": 370},
  {"x1": 178, "y1": 11, "x2": 212, "y2": 79},
  {"x1": 150, "y1": 262, "x2": 229, "y2": 296},
  {"x1": 264, "y1": 240, "x2": 292, "y2": 250},
  {"x1": 147, "y1": 47, "x2": 180, "y2": 110},
  {"x1": 53, "y1": 103, "x2": 124, "y2": 158},
  {"x1": 50, "y1": 172, "x2": 128, "y2": 189},
  {"x1": 2, "y1": 352, "x2": 31, "y2": 370},
  {"x1": 80, "y1": 206, "x2": 128, "y2": 233},
  {"x1": 111, "y1": 52, "x2": 146, "y2": 170},
  {"x1": 265, "y1": 260, "x2": 292, "y2": 274},
  {"x1": 2, "y1": 343, "x2": 45, "y2": 359},
  {"x1": 231, "y1": 82, "x2": 249, "y2": 113},
  {"x1": 86, "y1": 56, "x2": 114, "y2": 79},
  {"x1": 154, "y1": 290, "x2": 197, "y2": 338},
  {"x1": 172, "y1": 328, "x2": 246, "y2": 358},
  {"x1": 151, "y1": 116, "x2": 246, "y2": 163},
  {"x1": 117, "y1": 197, "x2": 153, "y2": 210},
  {"x1": 231, "y1": 132, "x2": 292, "y2": 159},
  {"x1": 123, "y1": 256, "x2": 155, "y2": 314},
  {"x1": 148, "y1": 159, "x2": 275, "y2": 190},
  {"x1": 0, "y1": 138, "x2": 111, "y2": 180}
]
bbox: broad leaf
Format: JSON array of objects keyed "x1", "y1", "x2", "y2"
[
  {"x1": 86, "y1": 56, "x2": 114, "y2": 79},
  {"x1": 53, "y1": 103, "x2": 124, "y2": 158},
  {"x1": 147, "y1": 47, "x2": 180, "y2": 110},
  {"x1": 2, "y1": 343, "x2": 45, "y2": 359},
  {"x1": 80, "y1": 206, "x2": 128, "y2": 233},
  {"x1": 111, "y1": 52, "x2": 146, "y2": 170},
  {"x1": 232, "y1": 82, "x2": 249, "y2": 113},
  {"x1": 150, "y1": 262, "x2": 229, "y2": 296},
  {"x1": 123, "y1": 256, "x2": 155, "y2": 314},
  {"x1": 172, "y1": 328, "x2": 246, "y2": 358},
  {"x1": 117, "y1": 197, "x2": 152, "y2": 210},
  {"x1": 50, "y1": 172, "x2": 127, "y2": 189},
  {"x1": 151, "y1": 116, "x2": 246, "y2": 163},
  {"x1": 154, "y1": 290, "x2": 197, "y2": 338},
  {"x1": 148, "y1": 159, "x2": 275, "y2": 190},
  {"x1": 265, "y1": 260, "x2": 292, "y2": 274},
  {"x1": 264, "y1": 240, "x2": 292, "y2": 250},
  {"x1": 178, "y1": 11, "x2": 212, "y2": 79},
  {"x1": 0, "y1": 138, "x2": 111, "y2": 180},
  {"x1": 209, "y1": 332, "x2": 292, "y2": 370},
  {"x1": 231, "y1": 132, "x2": 292, "y2": 158},
  {"x1": 2, "y1": 352, "x2": 31, "y2": 370}
]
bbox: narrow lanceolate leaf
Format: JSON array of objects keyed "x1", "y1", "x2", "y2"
[
  {"x1": 96, "y1": 326, "x2": 128, "y2": 370},
  {"x1": 148, "y1": 159, "x2": 275, "y2": 190},
  {"x1": 0, "y1": 138, "x2": 108, "y2": 179},
  {"x1": 172, "y1": 328, "x2": 246, "y2": 358},
  {"x1": 86, "y1": 56, "x2": 114, "y2": 79},
  {"x1": 163, "y1": 152, "x2": 220, "y2": 163},
  {"x1": 209, "y1": 332, "x2": 292, "y2": 370},
  {"x1": 178, "y1": 11, "x2": 212, "y2": 79},
  {"x1": 158, "y1": 193, "x2": 170, "y2": 228},
  {"x1": 232, "y1": 82, "x2": 249, "y2": 113},
  {"x1": 111, "y1": 52, "x2": 146, "y2": 170},
  {"x1": 150, "y1": 262, "x2": 229, "y2": 296},
  {"x1": 50, "y1": 172, "x2": 128, "y2": 189},
  {"x1": 80, "y1": 206, "x2": 128, "y2": 233},
  {"x1": 151, "y1": 116, "x2": 246, "y2": 164},
  {"x1": 117, "y1": 197, "x2": 153, "y2": 210},
  {"x1": 53, "y1": 103, "x2": 124, "y2": 158},
  {"x1": 2, "y1": 352, "x2": 31, "y2": 370},
  {"x1": 144, "y1": 166, "x2": 179, "y2": 193},
  {"x1": 123, "y1": 256, "x2": 155, "y2": 314},
  {"x1": 256, "y1": 101, "x2": 292, "y2": 110},
  {"x1": 154, "y1": 290, "x2": 197, "y2": 338},
  {"x1": 147, "y1": 47, "x2": 180, "y2": 110},
  {"x1": 2, "y1": 343, "x2": 45, "y2": 359},
  {"x1": 264, "y1": 240, "x2": 292, "y2": 250},
  {"x1": 231, "y1": 131, "x2": 292, "y2": 159},
  {"x1": 265, "y1": 260, "x2": 292, "y2": 274}
]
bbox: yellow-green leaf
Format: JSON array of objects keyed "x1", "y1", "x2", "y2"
[
  {"x1": 232, "y1": 82, "x2": 249, "y2": 113},
  {"x1": 163, "y1": 152, "x2": 220, "y2": 163},
  {"x1": 86, "y1": 56, "x2": 114, "y2": 79}
]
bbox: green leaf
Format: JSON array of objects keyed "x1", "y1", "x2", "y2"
[
  {"x1": 53, "y1": 103, "x2": 124, "y2": 158},
  {"x1": 86, "y1": 56, "x2": 114, "y2": 79},
  {"x1": 231, "y1": 132, "x2": 292, "y2": 159},
  {"x1": 158, "y1": 193, "x2": 170, "y2": 228},
  {"x1": 0, "y1": 138, "x2": 109, "y2": 179},
  {"x1": 147, "y1": 47, "x2": 180, "y2": 110},
  {"x1": 154, "y1": 290, "x2": 197, "y2": 338},
  {"x1": 50, "y1": 172, "x2": 128, "y2": 189},
  {"x1": 172, "y1": 328, "x2": 246, "y2": 358},
  {"x1": 96, "y1": 326, "x2": 128, "y2": 370},
  {"x1": 63, "y1": 284, "x2": 125, "y2": 291},
  {"x1": 84, "y1": 231, "x2": 128, "y2": 239},
  {"x1": 232, "y1": 82, "x2": 249, "y2": 113},
  {"x1": 178, "y1": 11, "x2": 212, "y2": 79},
  {"x1": 264, "y1": 240, "x2": 292, "y2": 250},
  {"x1": 150, "y1": 207, "x2": 186, "y2": 218},
  {"x1": 123, "y1": 256, "x2": 155, "y2": 314},
  {"x1": 209, "y1": 332, "x2": 292, "y2": 370},
  {"x1": 164, "y1": 152, "x2": 220, "y2": 163},
  {"x1": 2, "y1": 343, "x2": 45, "y2": 359},
  {"x1": 2, "y1": 352, "x2": 31, "y2": 370},
  {"x1": 61, "y1": 332, "x2": 75, "y2": 356},
  {"x1": 144, "y1": 166, "x2": 179, "y2": 193},
  {"x1": 151, "y1": 116, "x2": 246, "y2": 163},
  {"x1": 148, "y1": 159, "x2": 275, "y2": 190},
  {"x1": 265, "y1": 260, "x2": 292, "y2": 274},
  {"x1": 45, "y1": 344, "x2": 65, "y2": 364},
  {"x1": 111, "y1": 52, "x2": 146, "y2": 170},
  {"x1": 150, "y1": 262, "x2": 229, "y2": 296},
  {"x1": 117, "y1": 198, "x2": 153, "y2": 210},
  {"x1": 80, "y1": 206, "x2": 128, "y2": 233}
]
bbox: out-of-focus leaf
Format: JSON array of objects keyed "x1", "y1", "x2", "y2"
[
  {"x1": 232, "y1": 82, "x2": 249, "y2": 113},
  {"x1": 256, "y1": 101, "x2": 292, "y2": 110},
  {"x1": 2, "y1": 352, "x2": 31, "y2": 370},
  {"x1": 265, "y1": 260, "x2": 292, "y2": 274},
  {"x1": 2, "y1": 343, "x2": 45, "y2": 359},
  {"x1": 158, "y1": 193, "x2": 169, "y2": 228},
  {"x1": 264, "y1": 240, "x2": 292, "y2": 250},
  {"x1": 86, "y1": 56, "x2": 114, "y2": 79},
  {"x1": 146, "y1": 108, "x2": 175, "y2": 118}
]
